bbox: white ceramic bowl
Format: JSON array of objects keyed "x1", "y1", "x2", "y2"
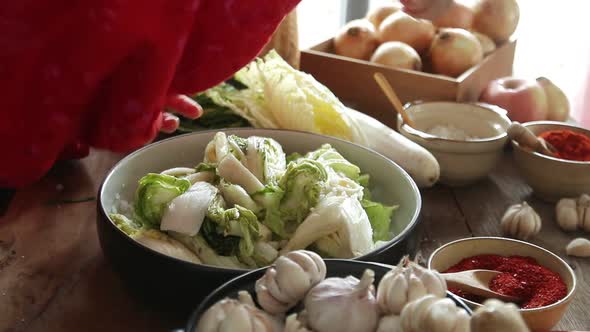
[
  {"x1": 511, "y1": 121, "x2": 590, "y2": 202},
  {"x1": 429, "y1": 237, "x2": 576, "y2": 332},
  {"x1": 397, "y1": 101, "x2": 512, "y2": 186}
]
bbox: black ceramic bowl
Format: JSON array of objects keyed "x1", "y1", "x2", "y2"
[
  {"x1": 183, "y1": 260, "x2": 471, "y2": 331},
  {"x1": 97, "y1": 129, "x2": 422, "y2": 312}
]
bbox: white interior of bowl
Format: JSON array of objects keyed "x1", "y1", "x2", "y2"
[
  {"x1": 428, "y1": 237, "x2": 576, "y2": 311},
  {"x1": 100, "y1": 129, "x2": 421, "y2": 264},
  {"x1": 403, "y1": 102, "x2": 511, "y2": 142}
]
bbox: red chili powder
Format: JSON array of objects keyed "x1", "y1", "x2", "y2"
[
  {"x1": 445, "y1": 254, "x2": 567, "y2": 309},
  {"x1": 538, "y1": 129, "x2": 590, "y2": 161}
]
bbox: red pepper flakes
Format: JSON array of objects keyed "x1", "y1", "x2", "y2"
[
  {"x1": 539, "y1": 129, "x2": 590, "y2": 162},
  {"x1": 445, "y1": 254, "x2": 568, "y2": 309}
]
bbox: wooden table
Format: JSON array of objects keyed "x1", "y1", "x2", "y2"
[{"x1": 0, "y1": 149, "x2": 588, "y2": 332}]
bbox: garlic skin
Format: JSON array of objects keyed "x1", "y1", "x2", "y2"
[
  {"x1": 566, "y1": 238, "x2": 590, "y2": 257},
  {"x1": 555, "y1": 194, "x2": 590, "y2": 232},
  {"x1": 500, "y1": 202, "x2": 541, "y2": 240},
  {"x1": 304, "y1": 269, "x2": 379, "y2": 332},
  {"x1": 255, "y1": 250, "x2": 326, "y2": 314},
  {"x1": 284, "y1": 313, "x2": 312, "y2": 332},
  {"x1": 556, "y1": 198, "x2": 579, "y2": 231},
  {"x1": 196, "y1": 291, "x2": 283, "y2": 332},
  {"x1": 471, "y1": 299, "x2": 529, "y2": 332},
  {"x1": 377, "y1": 256, "x2": 447, "y2": 315},
  {"x1": 578, "y1": 194, "x2": 590, "y2": 232},
  {"x1": 400, "y1": 295, "x2": 470, "y2": 332},
  {"x1": 376, "y1": 315, "x2": 403, "y2": 332}
]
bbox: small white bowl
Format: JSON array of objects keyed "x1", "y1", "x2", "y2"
[
  {"x1": 511, "y1": 121, "x2": 590, "y2": 202},
  {"x1": 398, "y1": 101, "x2": 512, "y2": 186},
  {"x1": 429, "y1": 237, "x2": 577, "y2": 332}
]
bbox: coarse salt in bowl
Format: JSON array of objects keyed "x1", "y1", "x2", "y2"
[{"x1": 397, "y1": 101, "x2": 512, "y2": 186}]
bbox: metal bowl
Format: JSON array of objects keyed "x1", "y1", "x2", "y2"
[
  {"x1": 97, "y1": 129, "x2": 422, "y2": 311},
  {"x1": 184, "y1": 259, "x2": 472, "y2": 331}
]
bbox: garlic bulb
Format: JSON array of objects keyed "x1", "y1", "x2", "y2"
[
  {"x1": 304, "y1": 269, "x2": 379, "y2": 332},
  {"x1": 196, "y1": 291, "x2": 283, "y2": 332},
  {"x1": 377, "y1": 256, "x2": 447, "y2": 315},
  {"x1": 376, "y1": 315, "x2": 402, "y2": 332},
  {"x1": 255, "y1": 250, "x2": 326, "y2": 314},
  {"x1": 566, "y1": 238, "x2": 590, "y2": 257},
  {"x1": 578, "y1": 194, "x2": 590, "y2": 231},
  {"x1": 556, "y1": 194, "x2": 590, "y2": 232},
  {"x1": 471, "y1": 299, "x2": 529, "y2": 332},
  {"x1": 400, "y1": 295, "x2": 471, "y2": 332},
  {"x1": 500, "y1": 202, "x2": 541, "y2": 240},
  {"x1": 556, "y1": 198, "x2": 579, "y2": 231},
  {"x1": 284, "y1": 313, "x2": 312, "y2": 332}
]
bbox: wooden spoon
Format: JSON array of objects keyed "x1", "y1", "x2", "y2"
[
  {"x1": 442, "y1": 269, "x2": 521, "y2": 303},
  {"x1": 373, "y1": 72, "x2": 417, "y2": 128},
  {"x1": 507, "y1": 121, "x2": 559, "y2": 157}
]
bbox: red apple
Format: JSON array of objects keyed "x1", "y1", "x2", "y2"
[{"x1": 480, "y1": 77, "x2": 548, "y2": 122}]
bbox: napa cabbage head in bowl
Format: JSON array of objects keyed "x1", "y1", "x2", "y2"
[{"x1": 106, "y1": 131, "x2": 417, "y2": 270}]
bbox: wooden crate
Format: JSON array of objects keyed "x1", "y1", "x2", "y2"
[{"x1": 300, "y1": 38, "x2": 517, "y2": 129}]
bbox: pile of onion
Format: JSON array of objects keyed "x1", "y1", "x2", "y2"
[
  {"x1": 472, "y1": 0, "x2": 520, "y2": 43},
  {"x1": 378, "y1": 11, "x2": 435, "y2": 54},
  {"x1": 370, "y1": 41, "x2": 422, "y2": 71},
  {"x1": 334, "y1": 19, "x2": 379, "y2": 61},
  {"x1": 429, "y1": 28, "x2": 483, "y2": 77},
  {"x1": 331, "y1": 0, "x2": 519, "y2": 78}
]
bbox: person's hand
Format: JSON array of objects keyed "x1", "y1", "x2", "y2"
[{"x1": 161, "y1": 94, "x2": 204, "y2": 133}]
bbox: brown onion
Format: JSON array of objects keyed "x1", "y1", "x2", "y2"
[
  {"x1": 366, "y1": 3, "x2": 403, "y2": 28},
  {"x1": 472, "y1": 0, "x2": 520, "y2": 43},
  {"x1": 429, "y1": 28, "x2": 483, "y2": 77},
  {"x1": 334, "y1": 19, "x2": 379, "y2": 60},
  {"x1": 432, "y1": 1, "x2": 474, "y2": 29},
  {"x1": 472, "y1": 31, "x2": 496, "y2": 56},
  {"x1": 378, "y1": 11, "x2": 435, "y2": 54},
  {"x1": 370, "y1": 41, "x2": 422, "y2": 71}
]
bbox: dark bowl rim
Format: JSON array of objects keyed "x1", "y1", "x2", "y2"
[
  {"x1": 185, "y1": 259, "x2": 472, "y2": 331},
  {"x1": 97, "y1": 128, "x2": 422, "y2": 273}
]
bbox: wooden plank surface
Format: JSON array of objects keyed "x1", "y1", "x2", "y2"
[{"x1": 0, "y1": 150, "x2": 588, "y2": 332}]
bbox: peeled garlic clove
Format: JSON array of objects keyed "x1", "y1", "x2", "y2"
[
  {"x1": 566, "y1": 238, "x2": 590, "y2": 257},
  {"x1": 376, "y1": 315, "x2": 402, "y2": 332},
  {"x1": 556, "y1": 198, "x2": 579, "y2": 231},
  {"x1": 500, "y1": 202, "x2": 541, "y2": 240},
  {"x1": 578, "y1": 194, "x2": 590, "y2": 232},
  {"x1": 471, "y1": 299, "x2": 529, "y2": 332}
]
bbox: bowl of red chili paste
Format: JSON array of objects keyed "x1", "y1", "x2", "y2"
[
  {"x1": 429, "y1": 237, "x2": 576, "y2": 332},
  {"x1": 511, "y1": 121, "x2": 590, "y2": 202}
]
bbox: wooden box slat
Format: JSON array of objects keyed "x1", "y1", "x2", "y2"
[{"x1": 300, "y1": 38, "x2": 517, "y2": 129}]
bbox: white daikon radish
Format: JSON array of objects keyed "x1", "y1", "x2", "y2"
[{"x1": 346, "y1": 108, "x2": 440, "y2": 188}]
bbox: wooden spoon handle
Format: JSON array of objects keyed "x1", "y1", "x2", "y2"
[
  {"x1": 373, "y1": 72, "x2": 416, "y2": 128},
  {"x1": 507, "y1": 122, "x2": 557, "y2": 156}
]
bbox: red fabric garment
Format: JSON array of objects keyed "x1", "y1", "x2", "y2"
[{"x1": 0, "y1": 0, "x2": 299, "y2": 188}]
